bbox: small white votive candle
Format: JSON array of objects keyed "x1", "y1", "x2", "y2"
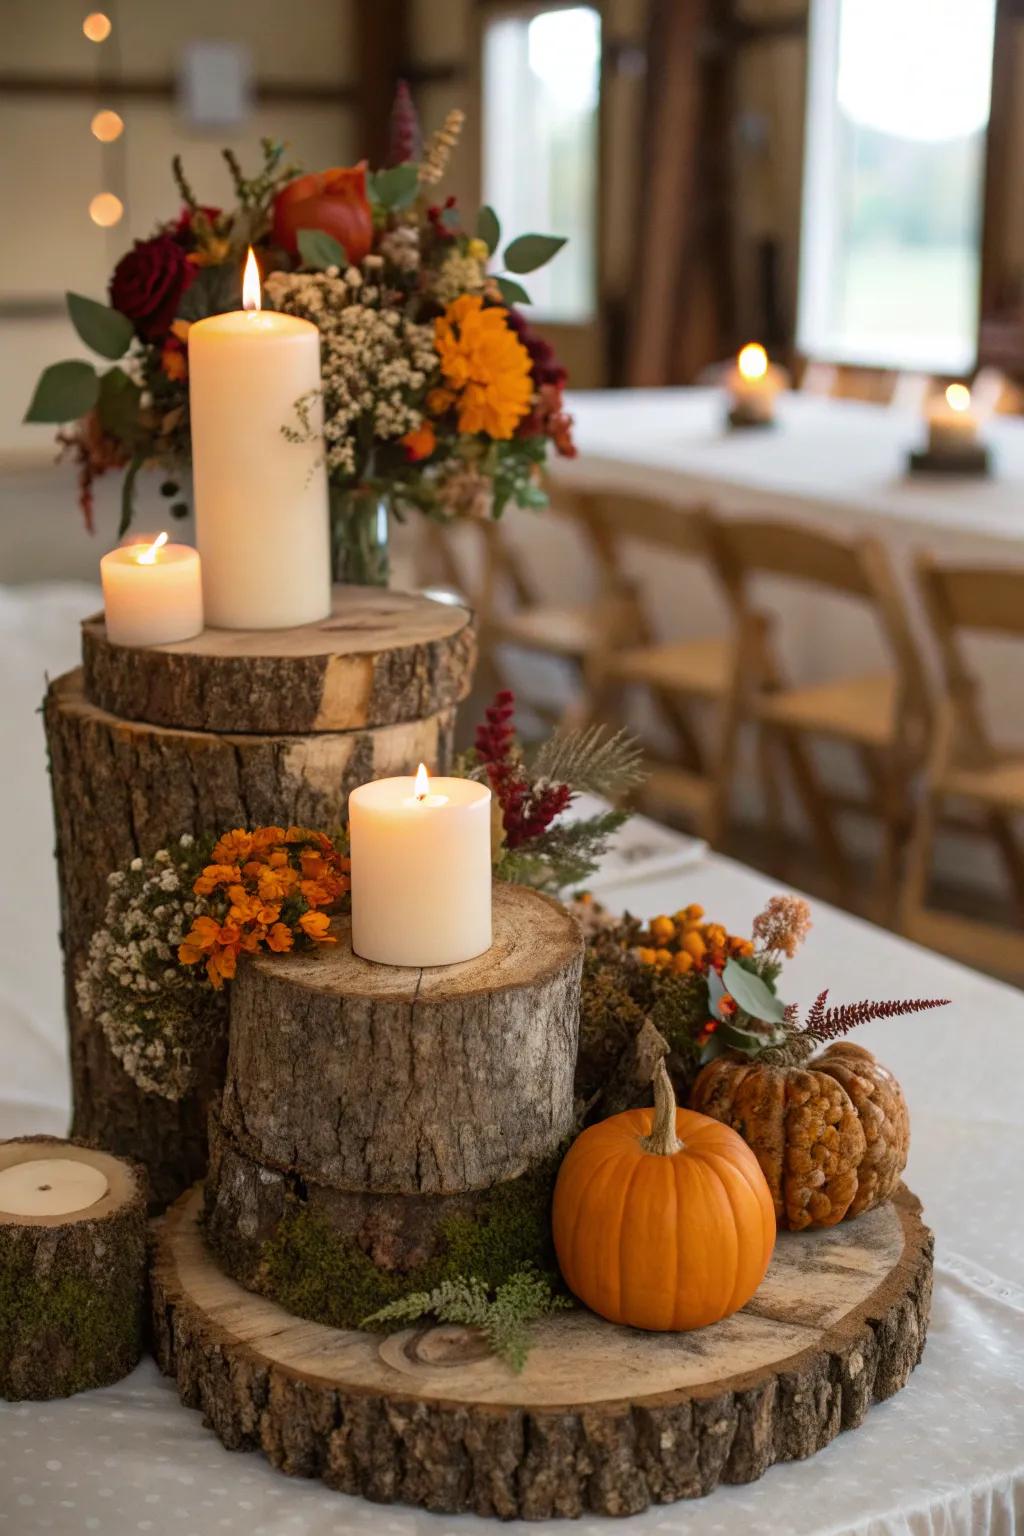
[
  {"x1": 0, "y1": 1157, "x2": 109, "y2": 1217},
  {"x1": 927, "y1": 383, "x2": 979, "y2": 456},
  {"x1": 349, "y1": 765, "x2": 492, "y2": 967},
  {"x1": 728, "y1": 342, "x2": 783, "y2": 424},
  {"x1": 100, "y1": 532, "x2": 204, "y2": 647}
]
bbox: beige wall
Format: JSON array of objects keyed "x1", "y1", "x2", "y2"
[{"x1": 1, "y1": 0, "x2": 359, "y2": 461}]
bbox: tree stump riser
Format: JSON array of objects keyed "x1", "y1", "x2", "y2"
[
  {"x1": 221, "y1": 887, "x2": 584, "y2": 1196},
  {"x1": 45, "y1": 669, "x2": 457, "y2": 1211},
  {"x1": 152, "y1": 1186, "x2": 933, "y2": 1519}
]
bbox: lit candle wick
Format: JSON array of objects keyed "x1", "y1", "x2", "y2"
[
  {"x1": 242, "y1": 246, "x2": 262, "y2": 313},
  {"x1": 136, "y1": 530, "x2": 169, "y2": 566},
  {"x1": 414, "y1": 762, "x2": 431, "y2": 802}
]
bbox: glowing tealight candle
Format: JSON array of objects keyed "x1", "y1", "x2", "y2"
[
  {"x1": 100, "y1": 531, "x2": 204, "y2": 647},
  {"x1": 349, "y1": 764, "x2": 492, "y2": 967},
  {"x1": 188, "y1": 248, "x2": 331, "y2": 630},
  {"x1": 728, "y1": 341, "x2": 783, "y2": 425},
  {"x1": 927, "y1": 383, "x2": 979, "y2": 456}
]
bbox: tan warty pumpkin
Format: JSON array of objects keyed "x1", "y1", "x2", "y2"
[
  {"x1": 691, "y1": 1043, "x2": 909, "y2": 1232},
  {"x1": 552, "y1": 1059, "x2": 775, "y2": 1331}
]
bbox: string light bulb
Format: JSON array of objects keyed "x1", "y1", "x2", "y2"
[
  {"x1": 91, "y1": 109, "x2": 124, "y2": 143},
  {"x1": 82, "y1": 12, "x2": 112, "y2": 42},
  {"x1": 89, "y1": 192, "x2": 124, "y2": 227}
]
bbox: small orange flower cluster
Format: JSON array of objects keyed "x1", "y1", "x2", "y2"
[
  {"x1": 178, "y1": 825, "x2": 349, "y2": 989},
  {"x1": 634, "y1": 904, "x2": 754, "y2": 978}
]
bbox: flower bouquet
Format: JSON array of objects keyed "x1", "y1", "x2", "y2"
[{"x1": 26, "y1": 85, "x2": 576, "y2": 585}]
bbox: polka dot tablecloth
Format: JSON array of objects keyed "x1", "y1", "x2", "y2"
[{"x1": 2, "y1": 586, "x2": 1023, "y2": 1534}]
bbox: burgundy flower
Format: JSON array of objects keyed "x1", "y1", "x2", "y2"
[
  {"x1": 506, "y1": 308, "x2": 568, "y2": 388},
  {"x1": 388, "y1": 80, "x2": 421, "y2": 166},
  {"x1": 109, "y1": 235, "x2": 197, "y2": 342}
]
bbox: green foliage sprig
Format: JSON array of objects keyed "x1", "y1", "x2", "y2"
[{"x1": 362, "y1": 1271, "x2": 571, "y2": 1372}]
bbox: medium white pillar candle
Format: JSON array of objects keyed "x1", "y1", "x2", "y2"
[
  {"x1": 349, "y1": 766, "x2": 492, "y2": 967},
  {"x1": 0, "y1": 1157, "x2": 109, "y2": 1217},
  {"x1": 927, "y1": 383, "x2": 979, "y2": 456},
  {"x1": 188, "y1": 250, "x2": 331, "y2": 630},
  {"x1": 100, "y1": 532, "x2": 204, "y2": 647}
]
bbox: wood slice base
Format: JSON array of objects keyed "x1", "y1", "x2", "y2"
[
  {"x1": 1, "y1": 1138, "x2": 148, "y2": 1400},
  {"x1": 82, "y1": 586, "x2": 476, "y2": 734},
  {"x1": 152, "y1": 1184, "x2": 932, "y2": 1519}
]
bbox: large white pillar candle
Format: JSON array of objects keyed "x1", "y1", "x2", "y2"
[
  {"x1": 188, "y1": 250, "x2": 331, "y2": 630},
  {"x1": 349, "y1": 766, "x2": 492, "y2": 967},
  {"x1": 100, "y1": 532, "x2": 204, "y2": 646},
  {"x1": 0, "y1": 1157, "x2": 109, "y2": 1217}
]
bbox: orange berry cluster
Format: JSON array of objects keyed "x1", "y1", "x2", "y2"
[{"x1": 634, "y1": 904, "x2": 753, "y2": 977}]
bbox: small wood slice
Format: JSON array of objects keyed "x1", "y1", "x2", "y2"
[
  {"x1": 82, "y1": 586, "x2": 476, "y2": 733},
  {"x1": 0, "y1": 1138, "x2": 147, "y2": 1400},
  {"x1": 221, "y1": 884, "x2": 584, "y2": 1195},
  {"x1": 152, "y1": 1183, "x2": 933, "y2": 1519}
]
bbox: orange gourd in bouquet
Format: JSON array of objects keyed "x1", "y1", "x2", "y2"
[{"x1": 552, "y1": 1060, "x2": 775, "y2": 1331}]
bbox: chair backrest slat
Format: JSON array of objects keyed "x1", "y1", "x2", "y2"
[
  {"x1": 918, "y1": 563, "x2": 1024, "y2": 636},
  {"x1": 710, "y1": 517, "x2": 876, "y2": 598}
]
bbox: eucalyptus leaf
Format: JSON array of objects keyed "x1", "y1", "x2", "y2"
[
  {"x1": 97, "y1": 366, "x2": 142, "y2": 441},
  {"x1": 24, "y1": 360, "x2": 99, "y2": 424},
  {"x1": 502, "y1": 233, "x2": 566, "y2": 275},
  {"x1": 718, "y1": 1020, "x2": 773, "y2": 1055},
  {"x1": 373, "y1": 162, "x2": 419, "y2": 211},
  {"x1": 476, "y1": 204, "x2": 501, "y2": 254},
  {"x1": 722, "y1": 957, "x2": 787, "y2": 1024},
  {"x1": 296, "y1": 228, "x2": 347, "y2": 270},
  {"x1": 495, "y1": 276, "x2": 531, "y2": 307},
  {"x1": 66, "y1": 292, "x2": 135, "y2": 360},
  {"x1": 176, "y1": 262, "x2": 240, "y2": 324},
  {"x1": 118, "y1": 454, "x2": 145, "y2": 537}
]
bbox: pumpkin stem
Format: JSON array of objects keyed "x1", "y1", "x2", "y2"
[{"x1": 641, "y1": 1058, "x2": 682, "y2": 1156}]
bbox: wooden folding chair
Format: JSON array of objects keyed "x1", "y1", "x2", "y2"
[
  {"x1": 900, "y1": 557, "x2": 1024, "y2": 974},
  {"x1": 418, "y1": 492, "x2": 641, "y2": 729},
  {"x1": 711, "y1": 519, "x2": 931, "y2": 917},
  {"x1": 576, "y1": 493, "x2": 747, "y2": 845}
]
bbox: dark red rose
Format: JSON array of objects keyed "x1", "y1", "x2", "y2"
[
  {"x1": 506, "y1": 307, "x2": 568, "y2": 388},
  {"x1": 272, "y1": 165, "x2": 373, "y2": 264},
  {"x1": 109, "y1": 235, "x2": 197, "y2": 342}
]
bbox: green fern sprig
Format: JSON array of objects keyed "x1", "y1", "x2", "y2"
[{"x1": 362, "y1": 1270, "x2": 570, "y2": 1372}]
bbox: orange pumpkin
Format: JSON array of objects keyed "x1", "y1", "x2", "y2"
[{"x1": 552, "y1": 1060, "x2": 776, "y2": 1331}]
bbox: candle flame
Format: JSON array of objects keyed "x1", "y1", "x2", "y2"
[
  {"x1": 242, "y1": 247, "x2": 262, "y2": 312},
  {"x1": 414, "y1": 762, "x2": 431, "y2": 801},
  {"x1": 136, "y1": 530, "x2": 169, "y2": 566},
  {"x1": 738, "y1": 343, "x2": 768, "y2": 382},
  {"x1": 945, "y1": 383, "x2": 971, "y2": 413}
]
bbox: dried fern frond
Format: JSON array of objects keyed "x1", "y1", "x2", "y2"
[
  {"x1": 531, "y1": 725, "x2": 646, "y2": 801},
  {"x1": 362, "y1": 1270, "x2": 569, "y2": 1372},
  {"x1": 802, "y1": 992, "x2": 949, "y2": 1044}
]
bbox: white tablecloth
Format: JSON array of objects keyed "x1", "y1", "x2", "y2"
[{"x1": 2, "y1": 584, "x2": 1023, "y2": 1536}]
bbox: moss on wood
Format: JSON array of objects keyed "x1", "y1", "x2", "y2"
[{"x1": 246, "y1": 1153, "x2": 563, "y2": 1330}]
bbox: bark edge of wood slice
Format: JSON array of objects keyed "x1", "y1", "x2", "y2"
[
  {"x1": 151, "y1": 1183, "x2": 933, "y2": 1519},
  {"x1": 82, "y1": 585, "x2": 476, "y2": 733},
  {"x1": 221, "y1": 883, "x2": 584, "y2": 1195},
  {"x1": 0, "y1": 1137, "x2": 148, "y2": 1401}
]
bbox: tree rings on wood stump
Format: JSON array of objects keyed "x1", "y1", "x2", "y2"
[
  {"x1": 0, "y1": 1137, "x2": 147, "y2": 1400},
  {"x1": 81, "y1": 585, "x2": 476, "y2": 734},
  {"x1": 152, "y1": 1183, "x2": 933, "y2": 1519},
  {"x1": 220, "y1": 884, "x2": 584, "y2": 1196}
]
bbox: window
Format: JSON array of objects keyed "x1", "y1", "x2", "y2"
[
  {"x1": 482, "y1": 5, "x2": 600, "y2": 323},
  {"x1": 798, "y1": 0, "x2": 997, "y2": 373}
]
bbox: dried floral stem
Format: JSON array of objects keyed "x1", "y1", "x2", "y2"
[{"x1": 802, "y1": 992, "x2": 950, "y2": 1043}]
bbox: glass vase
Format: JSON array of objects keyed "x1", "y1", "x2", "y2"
[{"x1": 329, "y1": 485, "x2": 391, "y2": 587}]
